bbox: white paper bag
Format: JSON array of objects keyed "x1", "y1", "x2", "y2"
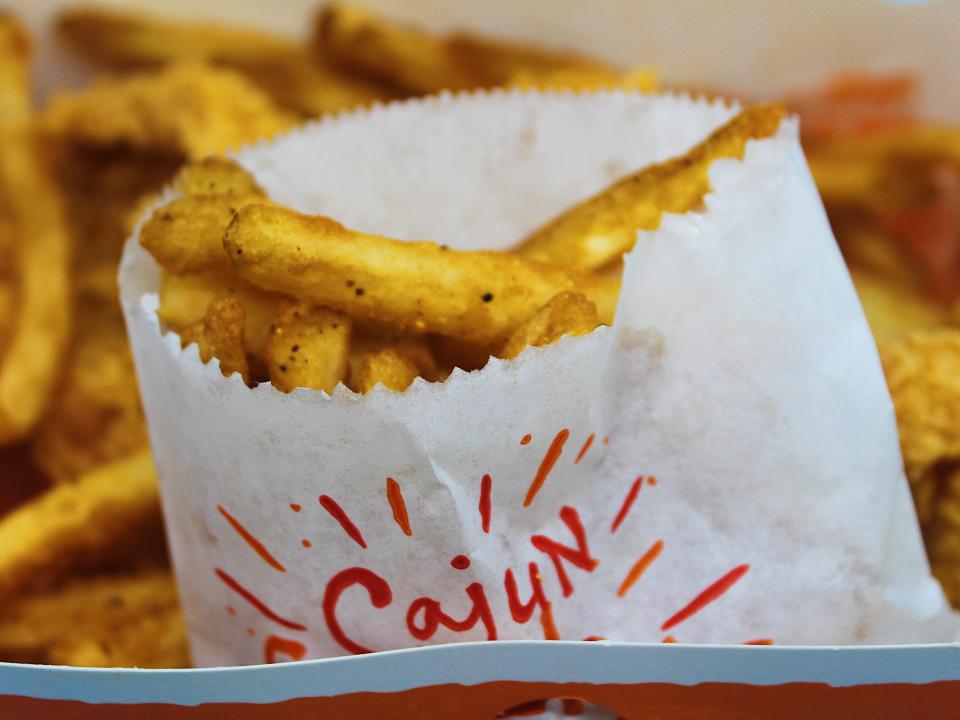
[{"x1": 120, "y1": 91, "x2": 957, "y2": 667}]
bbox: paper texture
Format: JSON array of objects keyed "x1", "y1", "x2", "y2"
[{"x1": 120, "y1": 91, "x2": 957, "y2": 667}]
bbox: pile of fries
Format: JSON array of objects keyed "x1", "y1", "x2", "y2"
[{"x1": 1, "y1": 2, "x2": 959, "y2": 668}]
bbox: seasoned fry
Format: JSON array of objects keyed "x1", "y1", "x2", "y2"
[
  {"x1": 0, "y1": 15, "x2": 72, "y2": 444},
  {"x1": 347, "y1": 322, "x2": 444, "y2": 386},
  {"x1": 507, "y1": 66, "x2": 658, "y2": 93},
  {"x1": 880, "y1": 330, "x2": 960, "y2": 482},
  {"x1": 32, "y1": 299, "x2": 147, "y2": 484},
  {"x1": 220, "y1": 46, "x2": 397, "y2": 118},
  {"x1": 265, "y1": 303, "x2": 350, "y2": 393},
  {"x1": 315, "y1": 3, "x2": 612, "y2": 94},
  {"x1": 515, "y1": 103, "x2": 786, "y2": 270},
  {"x1": 141, "y1": 192, "x2": 264, "y2": 274},
  {"x1": 355, "y1": 347, "x2": 419, "y2": 394},
  {"x1": 173, "y1": 156, "x2": 263, "y2": 196},
  {"x1": 427, "y1": 334, "x2": 495, "y2": 374},
  {"x1": 0, "y1": 450, "x2": 160, "y2": 599},
  {"x1": 40, "y1": 62, "x2": 297, "y2": 159},
  {"x1": 179, "y1": 297, "x2": 250, "y2": 382},
  {"x1": 0, "y1": 570, "x2": 187, "y2": 668},
  {"x1": 499, "y1": 291, "x2": 598, "y2": 360},
  {"x1": 57, "y1": 6, "x2": 392, "y2": 116},
  {"x1": 158, "y1": 270, "x2": 282, "y2": 361},
  {"x1": 224, "y1": 204, "x2": 620, "y2": 345}
]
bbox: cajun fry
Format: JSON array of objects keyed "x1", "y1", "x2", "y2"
[
  {"x1": 354, "y1": 347, "x2": 419, "y2": 394},
  {"x1": 0, "y1": 570, "x2": 187, "y2": 668},
  {"x1": 173, "y1": 156, "x2": 263, "y2": 196},
  {"x1": 427, "y1": 334, "x2": 495, "y2": 374},
  {"x1": 179, "y1": 297, "x2": 250, "y2": 382},
  {"x1": 40, "y1": 62, "x2": 297, "y2": 159},
  {"x1": 158, "y1": 270, "x2": 282, "y2": 360},
  {"x1": 498, "y1": 291, "x2": 598, "y2": 360},
  {"x1": 515, "y1": 103, "x2": 786, "y2": 270},
  {"x1": 347, "y1": 323, "x2": 444, "y2": 387},
  {"x1": 141, "y1": 192, "x2": 264, "y2": 274},
  {"x1": 265, "y1": 303, "x2": 351, "y2": 393},
  {"x1": 31, "y1": 300, "x2": 147, "y2": 483},
  {"x1": 57, "y1": 5, "x2": 392, "y2": 116},
  {"x1": 0, "y1": 450, "x2": 160, "y2": 599},
  {"x1": 224, "y1": 204, "x2": 620, "y2": 345},
  {"x1": 315, "y1": 3, "x2": 612, "y2": 94},
  {"x1": 507, "y1": 66, "x2": 658, "y2": 94},
  {"x1": 0, "y1": 15, "x2": 71, "y2": 444}
]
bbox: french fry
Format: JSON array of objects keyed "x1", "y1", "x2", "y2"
[
  {"x1": 57, "y1": 5, "x2": 393, "y2": 116},
  {"x1": 0, "y1": 15, "x2": 72, "y2": 444},
  {"x1": 391, "y1": 337, "x2": 443, "y2": 381},
  {"x1": 32, "y1": 300, "x2": 147, "y2": 483},
  {"x1": 173, "y1": 156, "x2": 263, "y2": 197},
  {"x1": 158, "y1": 270, "x2": 283, "y2": 361},
  {"x1": 354, "y1": 347, "x2": 419, "y2": 394},
  {"x1": 347, "y1": 323, "x2": 444, "y2": 387},
  {"x1": 0, "y1": 570, "x2": 188, "y2": 668},
  {"x1": 0, "y1": 450, "x2": 160, "y2": 599},
  {"x1": 427, "y1": 334, "x2": 495, "y2": 374},
  {"x1": 141, "y1": 192, "x2": 264, "y2": 274},
  {"x1": 179, "y1": 297, "x2": 250, "y2": 383},
  {"x1": 515, "y1": 103, "x2": 787, "y2": 270},
  {"x1": 499, "y1": 291, "x2": 598, "y2": 360},
  {"x1": 315, "y1": 3, "x2": 612, "y2": 95},
  {"x1": 264, "y1": 303, "x2": 350, "y2": 393},
  {"x1": 140, "y1": 159, "x2": 266, "y2": 274},
  {"x1": 224, "y1": 204, "x2": 620, "y2": 345},
  {"x1": 506, "y1": 66, "x2": 658, "y2": 94},
  {"x1": 39, "y1": 62, "x2": 297, "y2": 160}
]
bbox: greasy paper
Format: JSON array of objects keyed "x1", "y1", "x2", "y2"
[{"x1": 120, "y1": 91, "x2": 957, "y2": 666}]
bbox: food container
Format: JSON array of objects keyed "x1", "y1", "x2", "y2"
[{"x1": 8, "y1": 1, "x2": 960, "y2": 717}]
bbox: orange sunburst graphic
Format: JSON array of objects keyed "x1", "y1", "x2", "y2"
[{"x1": 213, "y1": 426, "x2": 767, "y2": 662}]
